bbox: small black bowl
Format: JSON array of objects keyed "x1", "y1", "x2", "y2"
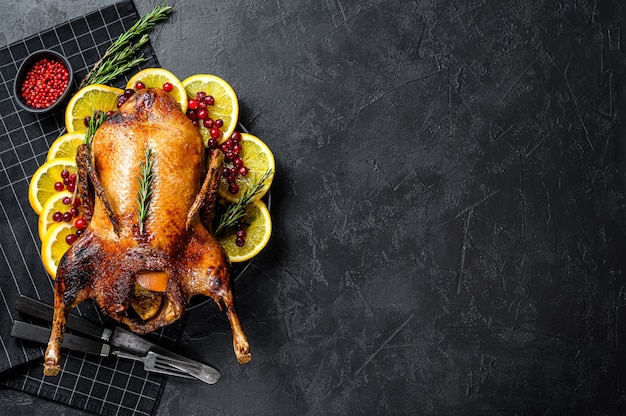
[{"x1": 13, "y1": 49, "x2": 74, "y2": 114}]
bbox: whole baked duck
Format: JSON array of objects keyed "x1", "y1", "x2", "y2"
[{"x1": 44, "y1": 88, "x2": 251, "y2": 376}]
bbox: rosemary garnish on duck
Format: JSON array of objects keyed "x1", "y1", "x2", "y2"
[
  {"x1": 136, "y1": 146, "x2": 155, "y2": 235},
  {"x1": 215, "y1": 169, "x2": 273, "y2": 235},
  {"x1": 84, "y1": 111, "x2": 108, "y2": 146}
]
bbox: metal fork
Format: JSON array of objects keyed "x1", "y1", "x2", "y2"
[{"x1": 112, "y1": 350, "x2": 196, "y2": 379}]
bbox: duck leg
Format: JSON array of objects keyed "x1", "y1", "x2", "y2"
[{"x1": 179, "y1": 226, "x2": 251, "y2": 364}]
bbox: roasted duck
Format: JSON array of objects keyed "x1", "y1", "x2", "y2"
[{"x1": 43, "y1": 88, "x2": 251, "y2": 376}]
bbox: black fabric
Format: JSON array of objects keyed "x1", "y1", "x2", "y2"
[{"x1": 0, "y1": 2, "x2": 181, "y2": 415}]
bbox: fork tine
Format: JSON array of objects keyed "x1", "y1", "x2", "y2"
[
  {"x1": 151, "y1": 365, "x2": 196, "y2": 379},
  {"x1": 113, "y1": 349, "x2": 195, "y2": 379},
  {"x1": 152, "y1": 353, "x2": 199, "y2": 371},
  {"x1": 148, "y1": 351, "x2": 220, "y2": 384}
]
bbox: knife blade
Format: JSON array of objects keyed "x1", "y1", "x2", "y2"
[{"x1": 16, "y1": 295, "x2": 221, "y2": 384}]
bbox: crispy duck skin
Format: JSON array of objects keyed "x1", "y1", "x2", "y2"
[{"x1": 43, "y1": 88, "x2": 251, "y2": 376}]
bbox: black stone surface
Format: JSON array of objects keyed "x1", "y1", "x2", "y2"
[{"x1": 1, "y1": 0, "x2": 625, "y2": 415}]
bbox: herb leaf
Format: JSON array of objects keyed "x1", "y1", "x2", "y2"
[
  {"x1": 81, "y1": 2, "x2": 172, "y2": 87},
  {"x1": 215, "y1": 169, "x2": 273, "y2": 235},
  {"x1": 136, "y1": 146, "x2": 155, "y2": 235},
  {"x1": 84, "y1": 111, "x2": 108, "y2": 146}
]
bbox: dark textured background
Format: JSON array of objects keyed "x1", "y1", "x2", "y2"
[{"x1": 1, "y1": 0, "x2": 625, "y2": 415}]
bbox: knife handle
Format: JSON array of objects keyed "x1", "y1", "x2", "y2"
[
  {"x1": 16, "y1": 295, "x2": 112, "y2": 341},
  {"x1": 11, "y1": 321, "x2": 110, "y2": 357}
]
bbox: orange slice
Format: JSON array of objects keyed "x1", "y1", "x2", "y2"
[
  {"x1": 126, "y1": 68, "x2": 187, "y2": 113},
  {"x1": 218, "y1": 133, "x2": 275, "y2": 203},
  {"x1": 182, "y1": 74, "x2": 239, "y2": 145},
  {"x1": 28, "y1": 158, "x2": 77, "y2": 215},
  {"x1": 217, "y1": 200, "x2": 272, "y2": 262},
  {"x1": 65, "y1": 84, "x2": 123, "y2": 133}
]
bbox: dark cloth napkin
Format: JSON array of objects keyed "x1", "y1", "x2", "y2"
[{"x1": 0, "y1": 2, "x2": 182, "y2": 415}]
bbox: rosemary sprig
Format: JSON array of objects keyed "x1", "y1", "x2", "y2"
[
  {"x1": 136, "y1": 146, "x2": 155, "y2": 235},
  {"x1": 84, "y1": 111, "x2": 108, "y2": 146},
  {"x1": 81, "y1": 2, "x2": 172, "y2": 87},
  {"x1": 215, "y1": 169, "x2": 273, "y2": 235}
]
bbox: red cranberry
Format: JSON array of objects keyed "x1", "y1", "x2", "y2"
[
  {"x1": 52, "y1": 212, "x2": 63, "y2": 222},
  {"x1": 54, "y1": 182, "x2": 64, "y2": 191},
  {"x1": 162, "y1": 82, "x2": 173, "y2": 92},
  {"x1": 197, "y1": 109, "x2": 208, "y2": 120},
  {"x1": 188, "y1": 99, "x2": 198, "y2": 110},
  {"x1": 210, "y1": 127, "x2": 221, "y2": 139},
  {"x1": 74, "y1": 217, "x2": 87, "y2": 229},
  {"x1": 135, "y1": 81, "x2": 145, "y2": 90},
  {"x1": 65, "y1": 233, "x2": 77, "y2": 245}
]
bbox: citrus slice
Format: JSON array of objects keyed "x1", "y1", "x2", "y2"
[
  {"x1": 38, "y1": 190, "x2": 78, "y2": 241},
  {"x1": 41, "y1": 221, "x2": 77, "y2": 279},
  {"x1": 182, "y1": 74, "x2": 239, "y2": 144},
  {"x1": 126, "y1": 68, "x2": 187, "y2": 113},
  {"x1": 65, "y1": 84, "x2": 123, "y2": 133},
  {"x1": 218, "y1": 133, "x2": 275, "y2": 203},
  {"x1": 28, "y1": 158, "x2": 77, "y2": 215},
  {"x1": 47, "y1": 132, "x2": 84, "y2": 161},
  {"x1": 217, "y1": 200, "x2": 272, "y2": 262},
  {"x1": 135, "y1": 271, "x2": 169, "y2": 293}
]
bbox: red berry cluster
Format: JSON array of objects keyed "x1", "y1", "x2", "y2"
[
  {"x1": 234, "y1": 223, "x2": 247, "y2": 247},
  {"x1": 51, "y1": 170, "x2": 87, "y2": 245},
  {"x1": 54, "y1": 169, "x2": 77, "y2": 193},
  {"x1": 20, "y1": 58, "x2": 69, "y2": 109},
  {"x1": 186, "y1": 91, "x2": 221, "y2": 135},
  {"x1": 116, "y1": 81, "x2": 176, "y2": 108},
  {"x1": 117, "y1": 88, "x2": 137, "y2": 108},
  {"x1": 211, "y1": 131, "x2": 248, "y2": 195}
]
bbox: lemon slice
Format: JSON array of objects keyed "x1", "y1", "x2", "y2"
[
  {"x1": 218, "y1": 200, "x2": 272, "y2": 262},
  {"x1": 126, "y1": 68, "x2": 187, "y2": 113},
  {"x1": 182, "y1": 74, "x2": 239, "y2": 144},
  {"x1": 41, "y1": 221, "x2": 77, "y2": 279},
  {"x1": 38, "y1": 190, "x2": 78, "y2": 241},
  {"x1": 218, "y1": 133, "x2": 275, "y2": 203},
  {"x1": 28, "y1": 158, "x2": 77, "y2": 215},
  {"x1": 65, "y1": 84, "x2": 123, "y2": 133},
  {"x1": 47, "y1": 132, "x2": 84, "y2": 161}
]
